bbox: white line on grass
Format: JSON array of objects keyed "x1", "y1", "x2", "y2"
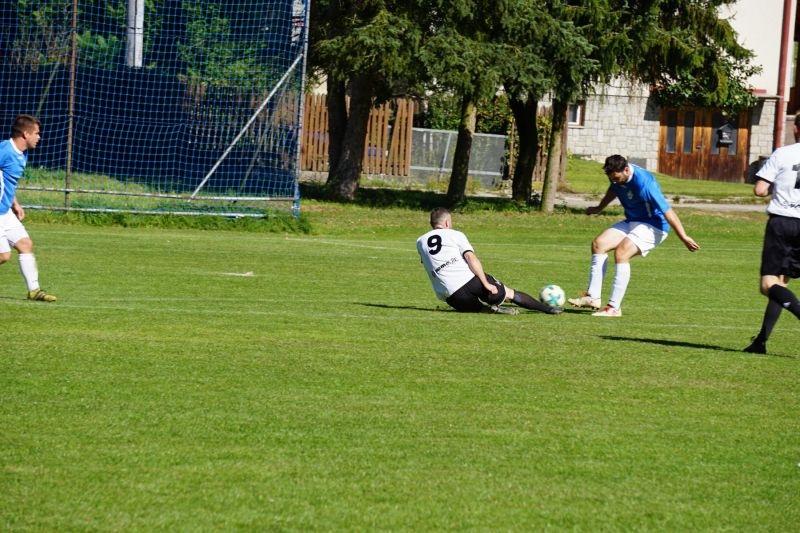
[{"x1": 284, "y1": 236, "x2": 412, "y2": 253}]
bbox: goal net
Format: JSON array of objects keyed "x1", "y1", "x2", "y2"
[{"x1": 0, "y1": 0, "x2": 308, "y2": 216}]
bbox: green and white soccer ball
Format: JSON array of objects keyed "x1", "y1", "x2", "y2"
[{"x1": 539, "y1": 284, "x2": 566, "y2": 307}]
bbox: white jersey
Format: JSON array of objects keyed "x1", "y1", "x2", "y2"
[
  {"x1": 416, "y1": 228, "x2": 476, "y2": 301},
  {"x1": 756, "y1": 142, "x2": 800, "y2": 219}
]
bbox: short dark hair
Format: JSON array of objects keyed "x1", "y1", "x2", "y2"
[
  {"x1": 603, "y1": 154, "x2": 628, "y2": 174},
  {"x1": 11, "y1": 114, "x2": 41, "y2": 139},
  {"x1": 430, "y1": 207, "x2": 450, "y2": 228}
]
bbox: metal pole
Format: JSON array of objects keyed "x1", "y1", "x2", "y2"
[
  {"x1": 190, "y1": 54, "x2": 304, "y2": 199},
  {"x1": 126, "y1": 0, "x2": 144, "y2": 68},
  {"x1": 65, "y1": 0, "x2": 78, "y2": 209},
  {"x1": 292, "y1": 0, "x2": 311, "y2": 218},
  {"x1": 438, "y1": 131, "x2": 453, "y2": 183}
]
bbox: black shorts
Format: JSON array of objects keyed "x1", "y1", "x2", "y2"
[
  {"x1": 446, "y1": 274, "x2": 507, "y2": 312},
  {"x1": 760, "y1": 215, "x2": 800, "y2": 278}
]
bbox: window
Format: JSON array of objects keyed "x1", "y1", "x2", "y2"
[
  {"x1": 665, "y1": 111, "x2": 677, "y2": 153},
  {"x1": 567, "y1": 103, "x2": 584, "y2": 126},
  {"x1": 682, "y1": 112, "x2": 694, "y2": 154}
]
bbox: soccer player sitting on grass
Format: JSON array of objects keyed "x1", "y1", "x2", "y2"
[
  {"x1": 417, "y1": 207, "x2": 562, "y2": 315},
  {"x1": 0, "y1": 114, "x2": 56, "y2": 302},
  {"x1": 567, "y1": 154, "x2": 699, "y2": 316}
]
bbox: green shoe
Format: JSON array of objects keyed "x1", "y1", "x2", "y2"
[{"x1": 28, "y1": 289, "x2": 57, "y2": 302}]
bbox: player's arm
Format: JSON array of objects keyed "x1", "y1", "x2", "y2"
[
  {"x1": 664, "y1": 208, "x2": 699, "y2": 251},
  {"x1": 753, "y1": 178, "x2": 771, "y2": 197},
  {"x1": 11, "y1": 196, "x2": 24, "y2": 221},
  {"x1": 463, "y1": 251, "x2": 498, "y2": 294},
  {"x1": 753, "y1": 152, "x2": 780, "y2": 196},
  {"x1": 586, "y1": 187, "x2": 616, "y2": 215}
]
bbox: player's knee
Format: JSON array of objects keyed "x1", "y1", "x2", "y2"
[
  {"x1": 614, "y1": 248, "x2": 630, "y2": 263},
  {"x1": 760, "y1": 278, "x2": 779, "y2": 296},
  {"x1": 14, "y1": 237, "x2": 33, "y2": 254},
  {"x1": 760, "y1": 276, "x2": 785, "y2": 296}
]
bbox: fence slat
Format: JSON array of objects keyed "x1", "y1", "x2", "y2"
[{"x1": 302, "y1": 95, "x2": 414, "y2": 176}]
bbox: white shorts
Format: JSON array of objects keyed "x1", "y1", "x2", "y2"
[
  {"x1": 609, "y1": 220, "x2": 668, "y2": 257},
  {"x1": 0, "y1": 210, "x2": 29, "y2": 254}
]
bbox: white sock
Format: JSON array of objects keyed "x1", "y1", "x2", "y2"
[
  {"x1": 18, "y1": 253, "x2": 40, "y2": 291},
  {"x1": 608, "y1": 262, "x2": 631, "y2": 310},
  {"x1": 587, "y1": 253, "x2": 608, "y2": 300}
]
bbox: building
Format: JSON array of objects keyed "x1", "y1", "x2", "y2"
[{"x1": 567, "y1": 0, "x2": 798, "y2": 182}]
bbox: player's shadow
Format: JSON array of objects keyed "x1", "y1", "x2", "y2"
[
  {"x1": 357, "y1": 302, "x2": 582, "y2": 315},
  {"x1": 600, "y1": 335, "x2": 795, "y2": 358},
  {"x1": 355, "y1": 302, "x2": 447, "y2": 313}
]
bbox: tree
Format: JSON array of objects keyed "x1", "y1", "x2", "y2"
[
  {"x1": 420, "y1": 8, "x2": 505, "y2": 206},
  {"x1": 533, "y1": 0, "x2": 759, "y2": 212},
  {"x1": 421, "y1": 0, "x2": 595, "y2": 206},
  {"x1": 310, "y1": 1, "x2": 426, "y2": 201},
  {"x1": 500, "y1": 0, "x2": 595, "y2": 206}
]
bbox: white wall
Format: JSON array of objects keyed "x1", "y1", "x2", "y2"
[{"x1": 722, "y1": 0, "x2": 797, "y2": 96}]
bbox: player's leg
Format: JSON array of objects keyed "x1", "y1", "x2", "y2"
[
  {"x1": 569, "y1": 225, "x2": 627, "y2": 309},
  {"x1": 0, "y1": 212, "x2": 14, "y2": 266},
  {"x1": 763, "y1": 276, "x2": 800, "y2": 319},
  {"x1": 10, "y1": 230, "x2": 56, "y2": 302},
  {"x1": 446, "y1": 277, "x2": 489, "y2": 312},
  {"x1": 744, "y1": 278, "x2": 784, "y2": 354},
  {"x1": 756, "y1": 217, "x2": 800, "y2": 326},
  {"x1": 448, "y1": 276, "x2": 520, "y2": 315},
  {"x1": 504, "y1": 286, "x2": 563, "y2": 314},
  {"x1": 594, "y1": 222, "x2": 666, "y2": 317},
  {"x1": 745, "y1": 218, "x2": 791, "y2": 352},
  {"x1": 605, "y1": 238, "x2": 639, "y2": 310}
]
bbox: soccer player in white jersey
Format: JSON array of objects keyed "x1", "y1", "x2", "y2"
[
  {"x1": 567, "y1": 154, "x2": 699, "y2": 316},
  {"x1": 0, "y1": 114, "x2": 56, "y2": 302},
  {"x1": 417, "y1": 207, "x2": 562, "y2": 315},
  {"x1": 743, "y1": 115, "x2": 800, "y2": 354}
]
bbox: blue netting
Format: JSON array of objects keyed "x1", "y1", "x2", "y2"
[{"x1": 0, "y1": 0, "x2": 308, "y2": 215}]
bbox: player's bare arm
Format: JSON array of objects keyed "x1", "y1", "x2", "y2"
[
  {"x1": 586, "y1": 187, "x2": 617, "y2": 215},
  {"x1": 463, "y1": 251, "x2": 498, "y2": 294},
  {"x1": 11, "y1": 196, "x2": 24, "y2": 221},
  {"x1": 664, "y1": 208, "x2": 699, "y2": 251},
  {"x1": 753, "y1": 178, "x2": 771, "y2": 197}
]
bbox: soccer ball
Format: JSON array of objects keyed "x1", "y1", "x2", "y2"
[{"x1": 539, "y1": 284, "x2": 566, "y2": 307}]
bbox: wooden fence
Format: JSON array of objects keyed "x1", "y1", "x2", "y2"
[{"x1": 301, "y1": 95, "x2": 415, "y2": 176}]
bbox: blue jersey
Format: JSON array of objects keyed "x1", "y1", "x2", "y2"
[
  {"x1": 609, "y1": 164, "x2": 671, "y2": 232},
  {"x1": 0, "y1": 139, "x2": 27, "y2": 216}
]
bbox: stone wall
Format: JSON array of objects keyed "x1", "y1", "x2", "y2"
[
  {"x1": 748, "y1": 97, "x2": 778, "y2": 159},
  {"x1": 567, "y1": 82, "x2": 660, "y2": 170}
]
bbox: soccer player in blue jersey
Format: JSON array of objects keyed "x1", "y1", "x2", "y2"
[
  {"x1": 0, "y1": 114, "x2": 56, "y2": 301},
  {"x1": 568, "y1": 154, "x2": 699, "y2": 316}
]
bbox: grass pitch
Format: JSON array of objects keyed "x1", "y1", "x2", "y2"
[{"x1": 1, "y1": 202, "x2": 798, "y2": 531}]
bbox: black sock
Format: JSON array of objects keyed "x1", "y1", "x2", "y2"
[
  {"x1": 512, "y1": 291, "x2": 554, "y2": 313},
  {"x1": 767, "y1": 285, "x2": 800, "y2": 319},
  {"x1": 755, "y1": 299, "x2": 783, "y2": 342}
]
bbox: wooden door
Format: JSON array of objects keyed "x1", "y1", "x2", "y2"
[{"x1": 658, "y1": 107, "x2": 750, "y2": 182}]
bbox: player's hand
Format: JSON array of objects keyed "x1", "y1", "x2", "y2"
[
  {"x1": 682, "y1": 236, "x2": 700, "y2": 252},
  {"x1": 12, "y1": 204, "x2": 24, "y2": 221},
  {"x1": 485, "y1": 283, "x2": 498, "y2": 295},
  {"x1": 586, "y1": 205, "x2": 602, "y2": 215}
]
